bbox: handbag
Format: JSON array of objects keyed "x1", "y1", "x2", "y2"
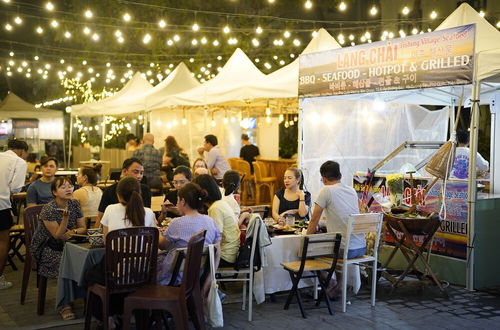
[{"x1": 204, "y1": 244, "x2": 224, "y2": 327}]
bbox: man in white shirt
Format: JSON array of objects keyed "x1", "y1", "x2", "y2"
[
  {"x1": 200, "y1": 134, "x2": 230, "y2": 181},
  {"x1": 307, "y1": 160, "x2": 365, "y2": 258},
  {"x1": 450, "y1": 130, "x2": 489, "y2": 179},
  {"x1": 0, "y1": 139, "x2": 28, "y2": 289}
]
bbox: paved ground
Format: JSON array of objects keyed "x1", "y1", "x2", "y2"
[{"x1": 2, "y1": 257, "x2": 500, "y2": 329}]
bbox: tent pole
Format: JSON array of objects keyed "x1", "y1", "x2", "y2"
[
  {"x1": 68, "y1": 115, "x2": 73, "y2": 168},
  {"x1": 101, "y1": 115, "x2": 105, "y2": 151},
  {"x1": 466, "y1": 79, "x2": 481, "y2": 291}
]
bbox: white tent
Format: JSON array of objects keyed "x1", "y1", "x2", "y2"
[
  {"x1": 0, "y1": 92, "x2": 64, "y2": 140},
  {"x1": 150, "y1": 48, "x2": 267, "y2": 108},
  {"x1": 71, "y1": 72, "x2": 153, "y2": 116}
]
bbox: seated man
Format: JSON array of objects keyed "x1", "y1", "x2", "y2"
[{"x1": 95, "y1": 158, "x2": 152, "y2": 227}]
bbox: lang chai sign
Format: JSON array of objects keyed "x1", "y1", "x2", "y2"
[{"x1": 299, "y1": 24, "x2": 475, "y2": 97}]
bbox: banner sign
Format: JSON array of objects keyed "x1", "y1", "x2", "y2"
[
  {"x1": 299, "y1": 24, "x2": 476, "y2": 97},
  {"x1": 12, "y1": 118, "x2": 38, "y2": 129},
  {"x1": 353, "y1": 174, "x2": 469, "y2": 260}
]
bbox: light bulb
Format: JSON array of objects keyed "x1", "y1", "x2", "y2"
[
  {"x1": 201, "y1": 36, "x2": 207, "y2": 44},
  {"x1": 182, "y1": 118, "x2": 187, "y2": 125},
  {"x1": 36, "y1": 26, "x2": 43, "y2": 34},
  {"x1": 191, "y1": 39, "x2": 198, "y2": 46},
  {"x1": 497, "y1": 21, "x2": 500, "y2": 28},
  {"x1": 304, "y1": 0, "x2": 312, "y2": 9},
  {"x1": 370, "y1": 6, "x2": 378, "y2": 16},
  {"x1": 311, "y1": 30, "x2": 318, "y2": 38},
  {"x1": 265, "y1": 107, "x2": 271, "y2": 116},
  {"x1": 283, "y1": 30, "x2": 290, "y2": 38},
  {"x1": 192, "y1": 23, "x2": 199, "y2": 31},
  {"x1": 173, "y1": 34, "x2": 180, "y2": 41},
  {"x1": 256, "y1": 26, "x2": 263, "y2": 34},
  {"x1": 83, "y1": 27, "x2": 91, "y2": 35},
  {"x1": 402, "y1": 6, "x2": 410, "y2": 15},
  {"x1": 284, "y1": 121, "x2": 289, "y2": 128},
  {"x1": 266, "y1": 116, "x2": 271, "y2": 124},
  {"x1": 212, "y1": 40, "x2": 219, "y2": 46},
  {"x1": 45, "y1": 2, "x2": 54, "y2": 11},
  {"x1": 223, "y1": 117, "x2": 228, "y2": 124},
  {"x1": 84, "y1": 9, "x2": 93, "y2": 18},
  {"x1": 339, "y1": 1, "x2": 347, "y2": 11},
  {"x1": 64, "y1": 31, "x2": 71, "y2": 38},
  {"x1": 117, "y1": 36, "x2": 124, "y2": 43},
  {"x1": 479, "y1": 10, "x2": 485, "y2": 18},
  {"x1": 430, "y1": 11, "x2": 437, "y2": 19},
  {"x1": 123, "y1": 13, "x2": 131, "y2": 22},
  {"x1": 252, "y1": 38, "x2": 260, "y2": 47},
  {"x1": 143, "y1": 33, "x2": 151, "y2": 44},
  {"x1": 14, "y1": 16, "x2": 22, "y2": 25},
  {"x1": 158, "y1": 19, "x2": 167, "y2": 28},
  {"x1": 279, "y1": 114, "x2": 284, "y2": 122},
  {"x1": 92, "y1": 33, "x2": 99, "y2": 41},
  {"x1": 223, "y1": 25, "x2": 230, "y2": 34},
  {"x1": 114, "y1": 30, "x2": 122, "y2": 37},
  {"x1": 50, "y1": 20, "x2": 59, "y2": 28},
  {"x1": 211, "y1": 120, "x2": 216, "y2": 127},
  {"x1": 167, "y1": 39, "x2": 174, "y2": 46}
]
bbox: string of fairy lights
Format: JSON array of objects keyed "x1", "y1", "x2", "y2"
[{"x1": 1, "y1": 0, "x2": 498, "y2": 142}]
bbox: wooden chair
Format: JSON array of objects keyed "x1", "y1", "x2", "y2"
[
  {"x1": 281, "y1": 233, "x2": 342, "y2": 318},
  {"x1": 339, "y1": 213, "x2": 383, "y2": 312},
  {"x1": 84, "y1": 227, "x2": 159, "y2": 330},
  {"x1": 237, "y1": 159, "x2": 255, "y2": 206},
  {"x1": 19, "y1": 205, "x2": 46, "y2": 315},
  {"x1": 7, "y1": 224, "x2": 24, "y2": 271},
  {"x1": 228, "y1": 157, "x2": 240, "y2": 170},
  {"x1": 122, "y1": 230, "x2": 207, "y2": 330},
  {"x1": 252, "y1": 161, "x2": 276, "y2": 204},
  {"x1": 216, "y1": 215, "x2": 262, "y2": 321}
]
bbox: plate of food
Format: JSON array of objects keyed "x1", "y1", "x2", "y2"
[{"x1": 273, "y1": 224, "x2": 296, "y2": 234}]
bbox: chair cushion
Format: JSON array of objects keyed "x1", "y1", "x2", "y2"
[{"x1": 281, "y1": 260, "x2": 331, "y2": 272}]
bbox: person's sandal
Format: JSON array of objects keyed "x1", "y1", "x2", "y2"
[{"x1": 59, "y1": 306, "x2": 76, "y2": 320}]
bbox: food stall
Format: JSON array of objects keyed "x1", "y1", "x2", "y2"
[{"x1": 298, "y1": 5, "x2": 500, "y2": 291}]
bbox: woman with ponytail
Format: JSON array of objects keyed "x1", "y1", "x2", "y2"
[
  {"x1": 158, "y1": 182, "x2": 221, "y2": 286},
  {"x1": 100, "y1": 176, "x2": 156, "y2": 237}
]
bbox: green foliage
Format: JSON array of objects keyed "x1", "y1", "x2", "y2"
[{"x1": 279, "y1": 121, "x2": 298, "y2": 158}]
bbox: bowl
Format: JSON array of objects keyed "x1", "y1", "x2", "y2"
[{"x1": 87, "y1": 228, "x2": 102, "y2": 236}]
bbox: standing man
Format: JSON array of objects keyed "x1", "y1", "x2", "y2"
[
  {"x1": 0, "y1": 139, "x2": 28, "y2": 289},
  {"x1": 240, "y1": 133, "x2": 260, "y2": 173},
  {"x1": 200, "y1": 134, "x2": 230, "y2": 182},
  {"x1": 450, "y1": 129, "x2": 489, "y2": 179},
  {"x1": 133, "y1": 133, "x2": 163, "y2": 192},
  {"x1": 95, "y1": 157, "x2": 152, "y2": 227}
]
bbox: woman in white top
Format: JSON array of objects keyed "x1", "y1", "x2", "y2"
[
  {"x1": 73, "y1": 166, "x2": 103, "y2": 218},
  {"x1": 100, "y1": 177, "x2": 157, "y2": 236}
]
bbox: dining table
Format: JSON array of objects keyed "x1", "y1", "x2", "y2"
[{"x1": 55, "y1": 241, "x2": 105, "y2": 310}]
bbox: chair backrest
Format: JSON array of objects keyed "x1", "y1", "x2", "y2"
[
  {"x1": 253, "y1": 161, "x2": 263, "y2": 182},
  {"x1": 298, "y1": 233, "x2": 342, "y2": 258},
  {"x1": 104, "y1": 226, "x2": 159, "y2": 293},
  {"x1": 167, "y1": 245, "x2": 210, "y2": 287},
  {"x1": 343, "y1": 213, "x2": 383, "y2": 260},
  {"x1": 180, "y1": 230, "x2": 207, "y2": 296},
  {"x1": 23, "y1": 205, "x2": 44, "y2": 249},
  {"x1": 297, "y1": 233, "x2": 342, "y2": 274},
  {"x1": 248, "y1": 205, "x2": 270, "y2": 219},
  {"x1": 228, "y1": 158, "x2": 240, "y2": 170},
  {"x1": 248, "y1": 215, "x2": 262, "y2": 270},
  {"x1": 237, "y1": 159, "x2": 252, "y2": 177}
]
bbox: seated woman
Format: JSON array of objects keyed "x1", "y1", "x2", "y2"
[
  {"x1": 272, "y1": 167, "x2": 311, "y2": 223},
  {"x1": 73, "y1": 165, "x2": 103, "y2": 226},
  {"x1": 192, "y1": 158, "x2": 209, "y2": 177},
  {"x1": 30, "y1": 176, "x2": 86, "y2": 320},
  {"x1": 100, "y1": 176, "x2": 157, "y2": 234},
  {"x1": 158, "y1": 165, "x2": 191, "y2": 222},
  {"x1": 27, "y1": 156, "x2": 58, "y2": 207},
  {"x1": 157, "y1": 183, "x2": 221, "y2": 286},
  {"x1": 222, "y1": 170, "x2": 251, "y2": 227},
  {"x1": 162, "y1": 136, "x2": 190, "y2": 181},
  {"x1": 193, "y1": 174, "x2": 240, "y2": 267}
]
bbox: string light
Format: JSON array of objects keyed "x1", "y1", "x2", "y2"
[
  {"x1": 212, "y1": 39, "x2": 219, "y2": 46},
  {"x1": 402, "y1": 6, "x2": 410, "y2": 15},
  {"x1": 430, "y1": 10, "x2": 437, "y2": 19},
  {"x1": 304, "y1": 0, "x2": 313, "y2": 10},
  {"x1": 293, "y1": 39, "x2": 301, "y2": 46},
  {"x1": 123, "y1": 13, "x2": 131, "y2": 22},
  {"x1": 370, "y1": 6, "x2": 378, "y2": 16},
  {"x1": 158, "y1": 19, "x2": 167, "y2": 28},
  {"x1": 338, "y1": 1, "x2": 347, "y2": 11},
  {"x1": 479, "y1": 10, "x2": 485, "y2": 18},
  {"x1": 4, "y1": 23, "x2": 12, "y2": 31},
  {"x1": 64, "y1": 31, "x2": 71, "y2": 38},
  {"x1": 92, "y1": 33, "x2": 99, "y2": 41},
  {"x1": 173, "y1": 34, "x2": 180, "y2": 41},
  {"x1": 496, "y1": 21, "x2": 500, "y2": 28},
  {"x1": 83, "y1": 26, "x2": 91, "y2": 35},
  {"x1": 283, "y1": 30, "x2": 291, "y2": 38},
  {"x1": 14, "y1": 16, "x2": 22, "y2": 25},
  {"x1": 201, "y1": 36, "x2": 207, "y2": 44},
  {"x1": 256, "y1": 26, "x2": 263, "y2": 34},
  {"x1": 45, "y1": 2, "x2": 54, "y2": 11},
  {"x1": 143, "y1": 33, "x2": 152, "y2": 44},
  {"x1": 192, "y1": 23, "x2": 200, "y2": 31},
  {"x1": 252, "y1": 38, "x2": 260, "y2": 47},
  {"x1": 50, "y1": 20, "x2": 59, "y2": 28},
  {"x1": 36, "y1": 26, "x2": 44, "y2": 34},
  {"x1": 84, "y1": 9, "x2": 93, "y2": 18},
  {"x1": 223, "y1": 25, "x2": 230, "y2": 34}
]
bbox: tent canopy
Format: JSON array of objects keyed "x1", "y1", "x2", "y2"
[
  {"x1": 152, "y1": 48, "x2": 268, "y2": 108},
  {"x1": 0, "y1": 92, "x2": 63, "y2": 119},
  {"x1": 71, "y1": 72, "x2": 153, "y2": 116}
]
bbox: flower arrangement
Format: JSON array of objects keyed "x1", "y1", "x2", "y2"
[{"x1": 386, "y1": 173, "x2": 404, "y2": 207}]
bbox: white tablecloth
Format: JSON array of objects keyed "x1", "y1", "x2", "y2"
[{"x1": 253, "y1": 234, "x2": 361, "y2": 304}]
